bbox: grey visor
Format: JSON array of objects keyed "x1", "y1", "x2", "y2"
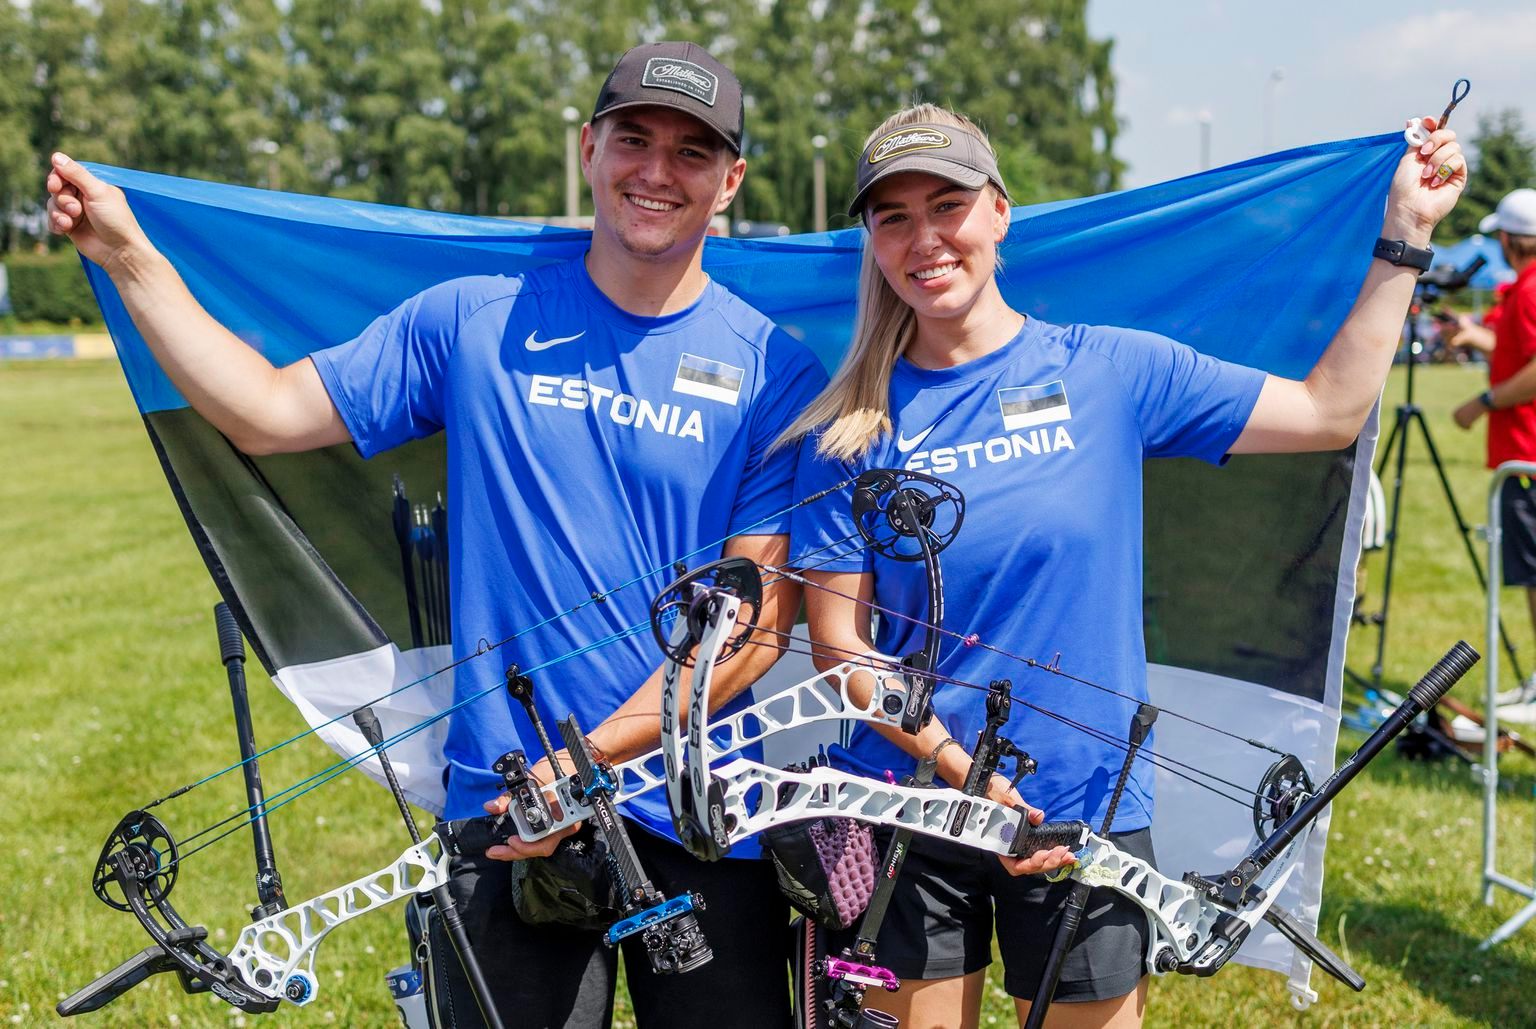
[{"x1": 848, "y1": 123, "x2": 1007, "y2": 219}]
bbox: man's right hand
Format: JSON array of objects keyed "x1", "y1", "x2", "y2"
[
  {"x1": 481, "y1": 788, "x2": 582, "y2": 861},
  {"x1": 46, "y1": 153, "x2": 151, "y2": 273}
]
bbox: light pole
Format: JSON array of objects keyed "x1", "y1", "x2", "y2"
[
  {"x1": 1263, "y1": 67, "x2": 1285, "y2": 153},
  {"x1": 1198, "y1": 111, "x2": 1212, "y2": 171},
  {"x1": 563, "y1": 106, "x2": 581, "y2": 220},
  {"x1": 811, "y1": 134, "x2": 828, "y2": 233},
  {"x1": 251, "y1": 139, "x2": 280, "y2": 191}
]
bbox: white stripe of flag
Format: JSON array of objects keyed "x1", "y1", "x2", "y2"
[
  {"x1": 673, "y1": 353, "x2": 745, "y2": 406},
  {"x1": 998, "y1": 381, "x2": 1071, "y2": 430}
]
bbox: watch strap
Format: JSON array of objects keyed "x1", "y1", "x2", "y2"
[{"x1": 1373, "y1": 237, "x2": 1434, "y2": 272}]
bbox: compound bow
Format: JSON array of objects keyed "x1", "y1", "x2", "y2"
[
  {"x1": 59, "y1": 465, "x2": 1475, "y2": 1026},
  {"x1": 647, "y1": 558, "x2": 1480, "y2": 1021}
]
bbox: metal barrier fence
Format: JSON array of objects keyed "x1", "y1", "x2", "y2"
[{"x1": 1481, "y1": 461, "x2": 1536, "y2": 948}]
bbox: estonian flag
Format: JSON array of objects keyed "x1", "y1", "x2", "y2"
[
  {"x1": 672, "y1": 353, "x2": 745, "y2": 406},
  {"x1": 77, "y1": 131, "x2": 1409, "y2": 998},
  {"x1": 998, "y1": 381, "x2": 1071, "y2": 430}
]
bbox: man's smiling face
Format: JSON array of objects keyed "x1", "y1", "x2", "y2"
[{"x1": 582, "y1": 106, "x2": 744, "y2": 262}]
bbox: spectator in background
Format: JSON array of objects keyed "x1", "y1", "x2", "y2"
[
  {"x1": 1453, "y1": 188, "x2": 1536, "y2": 706},
  {"x1": 1441, "y1": 280, "x2": 1513, "y2": 357}
]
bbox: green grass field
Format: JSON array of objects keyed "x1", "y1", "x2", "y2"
[{"x1": 2, "y1": 358, "x2": 1534, "y2": 1028}]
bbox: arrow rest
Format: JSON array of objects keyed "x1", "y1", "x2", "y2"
[{"x1": 492, "y1": 749, "x2": 553, "y2": 839}]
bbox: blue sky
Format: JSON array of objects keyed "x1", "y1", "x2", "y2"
[{"x1": 1087, "y1": 2, "x2": 1536, "y2": 188}]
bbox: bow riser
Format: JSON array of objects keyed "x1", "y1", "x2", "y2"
[
  {"x1": 710, "y1": 757, "x2": 1029, "y2": 853},
  {"x1": 510, "y1": 654, "x2": 910, "y2": 841}
]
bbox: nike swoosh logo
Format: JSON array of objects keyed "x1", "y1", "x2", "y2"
[
  {"x1": 895, "y1": 425, "x2": 936, "y2": 453},
  {"x1": 525, "y1": 330, "x2": 585, "y2": 352}
]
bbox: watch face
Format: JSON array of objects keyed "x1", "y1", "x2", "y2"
[{"x1": 1375, "y1": 237, "x2": 1432, "y2": 271}]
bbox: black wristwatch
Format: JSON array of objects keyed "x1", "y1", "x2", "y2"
[
  {"x1": 1373, "y1": 237, "x2": 1434, "y2": 271},
  {"x1": 1480, "y1": 390, "x2": 1497, "y2": 411}
]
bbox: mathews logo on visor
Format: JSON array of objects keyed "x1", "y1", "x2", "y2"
[
  {"x1": 869, "y1": 128, "x2": 952, "y2": 164},
  {"x1": 642, "y1": 58, "x2": 719, "y2": 106}
]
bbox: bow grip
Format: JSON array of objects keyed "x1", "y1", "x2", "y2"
[{"x1": 1006, "y1": 818, "x2": 1090, "y2": 857}]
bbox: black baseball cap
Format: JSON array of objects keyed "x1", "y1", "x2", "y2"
[
  {"x1": 592, "y1": 42, "x2": 744, "y2": 154},
  {"x1": 848, "y1": 123, "x2": 1008, "y2": 218}
]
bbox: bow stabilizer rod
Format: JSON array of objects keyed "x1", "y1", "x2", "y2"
[
  {"x1": 216, "y1": 603, "x2": 286, "y2": 919},
  {"x1": 352, "y1": 708, "x2": 505, "y2": 1028},
  {"x1": 1024, "y1": 703, "x2": 1157, "y2": 1029},
  {"x1": 1170, "y1": 642, "x2": 1479, "y2": 988}
]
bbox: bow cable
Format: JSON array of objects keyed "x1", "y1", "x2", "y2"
[{"x1": 157, "y1": 522, "x2": 887, "y2": 871}]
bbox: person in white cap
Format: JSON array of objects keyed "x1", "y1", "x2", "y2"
[{"x1": 1453, "y1": 188, "x2": 1536, "y2": 704}]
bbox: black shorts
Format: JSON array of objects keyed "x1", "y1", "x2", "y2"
[
  {"x1": 429, "y1": 819, "x2": 792, "y2": 1028},
  {"x1": 825, "y1": 827, "x2": 1154, "y2": 1003},
  {"x1": 1500, "y1": 476, "x2": 1536, "y2": 587}
]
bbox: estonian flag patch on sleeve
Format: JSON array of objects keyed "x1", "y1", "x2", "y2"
[
  {"x1": 997, "y1": 381, "x2": 1071, "y2": 430},
  {"x1": 673, "y1": 353, "x2": 746, "y2": 406}
]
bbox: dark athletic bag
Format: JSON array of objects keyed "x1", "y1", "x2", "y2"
[
  {"x1": 440, "y1": 814, "x2": 621, "y2": 931},
  {"x1": 506, "y1": 822, "x2": 622, "y2": 931}
]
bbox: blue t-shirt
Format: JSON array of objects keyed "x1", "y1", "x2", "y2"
[
  {"x1": 790, "y1": 318, "x2": 1264, "y2": 831},
  {"x1": 312, "y1": 258, "x2": 828, "y2": 848}
]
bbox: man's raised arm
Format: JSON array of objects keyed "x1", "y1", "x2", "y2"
[{"x1": 46, "y1": 153, "x2": 349, "y2": 455}]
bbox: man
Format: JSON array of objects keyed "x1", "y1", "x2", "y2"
[
  {"x1": 47, "y1": 41, "x2": 825, "y2": 1027},
  {"x1": 1453, "y1": 188, "x2": 1536, "y2": 706}
]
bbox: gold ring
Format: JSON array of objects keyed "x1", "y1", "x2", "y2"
[{"x1": 1436, "y1": 161, "x2": 1456, "y2": 182}]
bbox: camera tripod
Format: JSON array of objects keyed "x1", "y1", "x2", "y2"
[{"x1": 1354, "y1": 272, "x2": 1525, "y2": 691}]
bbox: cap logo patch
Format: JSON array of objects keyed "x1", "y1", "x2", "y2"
[
  {"x1": 642, "y1": 58, "x2": 718, "y2": 106},
  {"x1": 869, "y1": 129, "x2": 951, "y2": 164}
]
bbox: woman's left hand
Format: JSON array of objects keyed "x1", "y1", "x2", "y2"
[
  {"x1": 985, "y1": 774, "x2": 1079, "y2": 877},
  {"x1": 1385, "y1": 115, "x2": 1467, "y2": 237}
]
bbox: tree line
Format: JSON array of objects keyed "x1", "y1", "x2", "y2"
[
  {"x1": 4, "y1": 0, "x2": 1531, "y2": 257},
  {"x1": 0, "y1": 0, "x2": 1122, "y2": 251}
]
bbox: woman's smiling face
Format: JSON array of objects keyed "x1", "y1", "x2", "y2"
[{"x1": 865, "y1": 171, "x2": 1011, "y2": 326}]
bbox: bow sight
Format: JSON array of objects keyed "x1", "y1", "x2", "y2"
[
  {"x1": 478, "y1": 668, "x2": 715, "y2": 976},
  {"x1": 559, "y1": 717, "x2": 714, "y2": 974}
]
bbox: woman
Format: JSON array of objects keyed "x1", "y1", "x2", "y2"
[{"x1": 783, "y1": 104, "x2": 1463, "y2": 1028}]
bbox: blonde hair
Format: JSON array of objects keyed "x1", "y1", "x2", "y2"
[{"x1": 777, "y1": 104, "x2": 1004, "y2": 462}]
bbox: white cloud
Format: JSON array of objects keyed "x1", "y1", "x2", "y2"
[{"x1": 1345, "y1": 10, "x2": 1536, "y2": 75}]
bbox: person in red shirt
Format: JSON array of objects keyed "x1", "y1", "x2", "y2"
[{"x1": 1454, "y1": 188, "x2": 1536, "y2": 702}]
